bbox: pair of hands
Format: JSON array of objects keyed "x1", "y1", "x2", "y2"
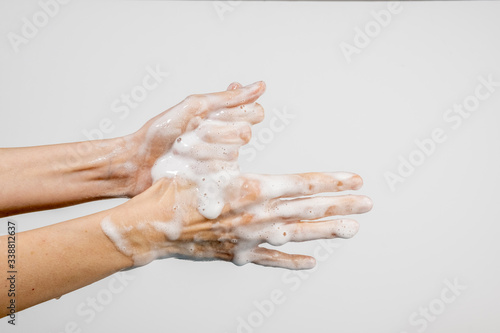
[{"x1": 105, "y1": 81, "x2": 372, "y2": 269}]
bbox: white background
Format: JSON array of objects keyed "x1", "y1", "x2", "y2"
[{"x1": 1, "y1": 1, "x2": 500, "y2": 332}]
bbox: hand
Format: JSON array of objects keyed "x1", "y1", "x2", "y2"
[
  {"x1": 102, "y1": 81, "x2": 373, "y2": 269},
  {"x1": 104, "y1": 172, "x2": 372, "y2": 270},
  {"x1": 124, "y1": 81, "x2": 266, "y2": 196}
]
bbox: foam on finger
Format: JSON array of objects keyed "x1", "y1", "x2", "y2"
[
  {"x1": 241, "y1": 172, "x2": 363, "y2": 201},
  {"x1": 243, "y1": 195, "x2": 373, "y2": 224}
]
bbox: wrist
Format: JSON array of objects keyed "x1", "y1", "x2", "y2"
[{"x1": 86, "y1": 135, "x2": 141, "y2": 199}]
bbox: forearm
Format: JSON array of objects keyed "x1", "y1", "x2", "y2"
[
  {"x1": 0, "y1": 136, "x2": 137, "y2": 217},
  {"x1": 0, "y1": 208, "x2": 134, "y2": 317}
]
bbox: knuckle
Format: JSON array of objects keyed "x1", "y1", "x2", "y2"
[
  {"x1": 184, "y1": 94, "x2": 197, "y2": 105},
  {"x1": 185, "y1": 94, "x2": 210, "y2": 113},
  {"x1": 186, "y1": 116, "x2": 202, "y2": 131}
]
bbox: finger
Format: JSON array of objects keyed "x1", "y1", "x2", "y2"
[
  {"x1": 145, "y1": 82, "x2": 265, "y2": 139},
  {"x1": 235, "y1": 247, "x2": 316, "y2": 270},
  {"x1": 208, "y1": 102, "x2": 265, "y2": 125},
  {"x1": 173, "y1": 132, "x2": 240, "y2": 161},
  {"x1": 206, "y1": 81, "x2": 266, "y2": 110},
  {"x1": 227, "y1": 82, "x2": 243, "y2": 90},
  {"x1": 262, "y1": 219, "x2": 359, "y2": 246},
  {"x1": 172, "y1": 241, "x2": 235, "y2": 261},
  {"x1": 250, "y1": 195, "x2": 373, "y2": 223},
  {"x1": 182, "y1": 82, "x2": 266, "y2": 117},
  {"x1": 236, "y1": 172, "x2": 363, "y2": 205},
  {"x1": 196, "y1": 120, "x2": 252, "y2": 145}
]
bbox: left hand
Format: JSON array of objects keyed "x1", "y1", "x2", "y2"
[{"x1": 103, "y1": 170, "x2": 372, "y2": 269}]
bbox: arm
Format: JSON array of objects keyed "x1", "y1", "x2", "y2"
[
  {"x1": 0, "y1": 208, "x2": 133, "y2": 317},
  {"x1": 0, "y1": 137, "x2": 135, "y2": 217}
]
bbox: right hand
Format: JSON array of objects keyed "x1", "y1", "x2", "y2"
[{"x1": 123, "y1": 81, "x2": 266, "y2": 197}]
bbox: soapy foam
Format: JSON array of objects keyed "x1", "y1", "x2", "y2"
[
  {"x1": 101, "y1": 217, "x2": 133, "y2": 257},
  {"x1": 150, "y1": 109, "x2": 255, "y2": 222}
]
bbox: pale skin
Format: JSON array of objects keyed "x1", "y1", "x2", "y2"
[{"x1": 0, "y1": 81, "x2": 372, "y2": 317}]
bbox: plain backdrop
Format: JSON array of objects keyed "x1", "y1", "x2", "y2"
[{"x1": 1, "y1": 1, "x2": 499, "y2": 333}]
